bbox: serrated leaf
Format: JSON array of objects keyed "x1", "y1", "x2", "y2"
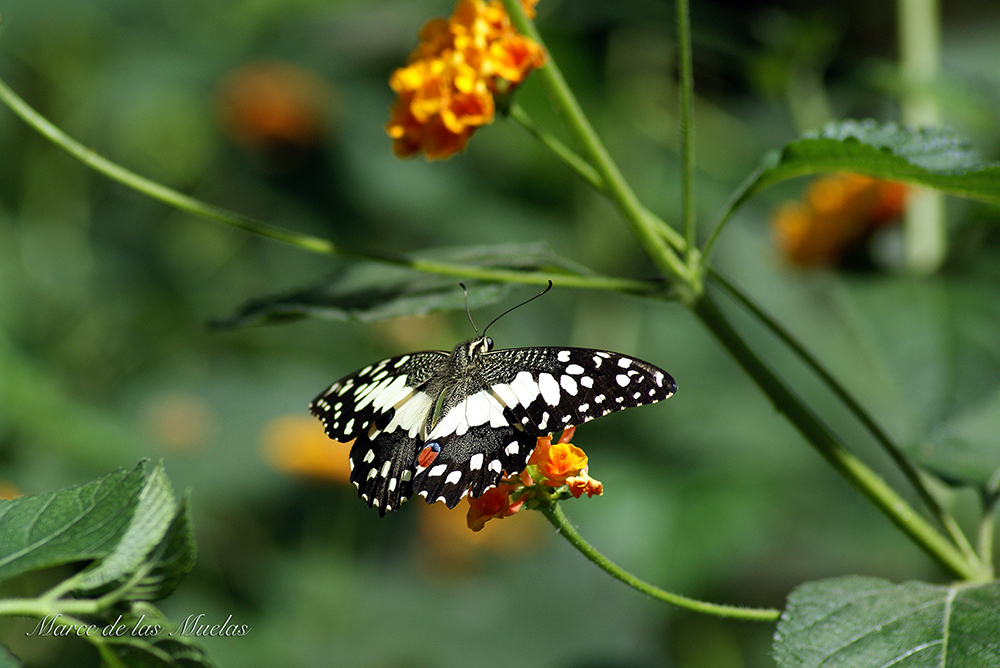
[
  {"x1": 774, "y1": 576, "x2": 1000, "y2": 668},
  {"x1": 98, "y1": 604, "x2": 218, "y2": 668},
  {"x1": 723, "y1": 120, "x2": 1000, "y2": 223},
  {"x1": 0, "y1": 463, "x2": 149, "y2": 584},
  {"x1": 75, "y1": 463, "x2": 178, "y2": 592},
  {"x1": 209, "y1": 242, "x2": 594, "y2": 328},
  {"x1": 138, "y1": 493, "x2": 197, "y2": 601}
]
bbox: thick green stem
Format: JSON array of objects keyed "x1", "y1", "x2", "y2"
[
  {"x1": 707, "y1": 269, "x2": 983, "y2": 569},
  {"x1": 540, "y1": 503, "x2": 781, "y2": 621},
  {"x1": 898, "y1": 0, "x2": 945, "y2": 273},
  {"x1": 676, "y1": 0, "x2": 697, "y2": 256},
  {"x1": 502, "y1": 0, "x2": 697, "y2": 292},
  {"x1": 690, "y1": 293, "x2": 986, "y2": 582}
]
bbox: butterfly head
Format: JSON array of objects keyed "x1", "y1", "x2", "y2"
[{"x1": 466, "y1": 335, "x2": 493, "y2": 358}]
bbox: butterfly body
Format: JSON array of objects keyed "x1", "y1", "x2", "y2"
[{"x1": 310, "y1": 334, "x2": 676, "y2": 515}]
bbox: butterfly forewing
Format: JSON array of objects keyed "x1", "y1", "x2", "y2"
[{"x1": 478, "y1": 347, "x2": 677, "y2": 435}]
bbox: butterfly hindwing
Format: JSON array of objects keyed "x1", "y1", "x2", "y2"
[
  {"x1": 348, "y1": 430, "x2": 417, "y2": 515},
  {"x1": 409, "y1": 424, "x2": 537, "y2": 508},
  {"x1": 478, "y1": 347, "x2": 677, "y2": 435}
]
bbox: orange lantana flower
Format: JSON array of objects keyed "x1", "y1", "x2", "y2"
[
  {"x1": 467, "y1": 483, "x2": 526, "y2": 532},
  {"x1": 772, "y1": 173, "x2": 907, "y2": 266},
  {"x1": 386, "y1": 0, "x2": 546, "y2": 159},
  {"x1": 528, "y1": 437, "x2": 588, "y2": 486},
  {"x1": 466, "y1": 427, "x2": 602, "y2": 532}
]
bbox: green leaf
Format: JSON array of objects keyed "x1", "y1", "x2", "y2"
[
  {"x1": 0, "y1": 463, "x2": 148, "y2": 584},
  {"x1": 138, "y1": 493, "x2": 197, "y2": 601},
  {"x1": 774, "y1": 576, "x2": 1000, "y2": 668},
  {"x1": 209, "y1": 242, "x2": 595, "y2": 328},
  {"x1": 720, "y1": 120, "x2": 1000, "y2": 227},
  {"x1": 74, "y1": 463, "x2": 178, "y2": 593},
  {"x1": 97, "y1": 604, "x2": 218, "y2": 668}
]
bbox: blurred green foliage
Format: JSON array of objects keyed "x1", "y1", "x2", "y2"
[{"x1": 2, "y1": 0, "x2": 1000, "y2": 666}]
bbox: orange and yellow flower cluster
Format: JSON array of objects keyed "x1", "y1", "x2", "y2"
[
  {"x1": 467, "y1": 426, "x2": 603, "y2": 531},
  {"x1": 386, "y1": 0, "x2": 546, "y2": 159},
  {"x1": 772, "y1": 173, "x2": 907, "y2": 267}
]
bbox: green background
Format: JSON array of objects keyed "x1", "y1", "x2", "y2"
[{"x1": 2, "y1": 0, "x2": 999, "y2": 666}]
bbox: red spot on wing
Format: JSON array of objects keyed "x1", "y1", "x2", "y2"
[{"x1": 418, "y1": 444, "x2": 440, "y2": 468}]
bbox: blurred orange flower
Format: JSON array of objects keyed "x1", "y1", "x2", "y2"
[
  {"x1": 263, "y1": 414, "x2": 353, "y2": 482},
  {"x1": 216, "y1": 62, "x2": 333, "y2": 162},
  {"x1": 386, "y1": 0, "x2": 546, "y2": 159},
  {"x1": 772, "y1": 173, "x2": 907, "y2": 266}
]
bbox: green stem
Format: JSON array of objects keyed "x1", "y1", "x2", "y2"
[
  {"x1": 676, "y1": 0, "x2": 697, "y2": 256},
  {"x1": 508, "y1": 102, "x2": 604, "y2": 191},
  {"x1": 502, "y1": 0, "x2": 697, "y2": 293},
  {"x1": 0, "y1": 75, "x2": 666, "y2": 297},
  {"x1": 690, "y1": 292, "x2": 986, "y2": 582},
  {"x1": 707, "y1": 269, "x2": 983, "y2": 570},
  {"x1": 0, "y1": 76, "x2": 336, "y2": 255},
  {"x1": 978, "y1": 494, "x2": 996, "y2": 575},
  {"x1": 508, "y1": 103, "x2": 688, "y2": 254},
  {"x1": 898, "y1": 0, "x2": 945, "y2": 274},
  {"x1": 540, "y1": 503, "x2": 781, "y2": 621}
]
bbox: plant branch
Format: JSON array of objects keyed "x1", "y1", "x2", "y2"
[
  {"x1": 707, "y1": 268, "x2": 983, "y2": 569},
  {"x1": 690, "y1": 292, "x2": 987, "y2": 582},
  {"x1": 508, "y1": 103, "x2": 687, "y2": 254},
  {"x1": 0, "y1": 75, "x2": 668, "y2": 298},
  {"x1": 502, "y1": 0, "x2": 698, "y2": 292},
  {"x1": 676, "y1": 0, "x2": 697, "y2": 256},
  {"x1": 540, "y1": 503, "x2": 781, "y2": 621}
]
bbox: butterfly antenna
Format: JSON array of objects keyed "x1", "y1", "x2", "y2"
[
  {"x1": 481, "y1": 280, "x2": 553, "y2": 337},
  {"x1": 459, "y1": 283, "x2": 479, "y2": 335}
]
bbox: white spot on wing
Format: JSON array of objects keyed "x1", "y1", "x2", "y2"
[
  {"x1": 560, "y1": 375, "x2": 578, "y2": 396},
  {"x1": 385, "y1": 391, "x2": 434, "y2": 437},
  {"x1": 428, "y1": 464, "x2": 448, "y2": 477},
  {"x1": 445, "y1": 470, "x2": 462, "y2": 485},
  {"x1": 618, "y1": 357, "x2": 632, "y2": 368},
  {"x1": 363, "y1": 449, "x2": 375, "y2": 463},
  {"x1": 538, "y1": 373, "x2": 561, "y2": 406},
  {"x1": 565, "y1": 364, "x2": 584, "y2": 375},
  {"x1": 469, "y1": 453, "x2": 484, "y2": 470},
  {"x1": 510, "y1": 371, "x2": 540, "y2": 406},
  {"x1": 557, "y1": 350, "x2": 571, "y2": 362},
  {"x1": 505, "y1": 442, "x2": 519, "y2": 455},
  {"x1": 616, "y1": 374, "x2": 630, "y2": 387}
]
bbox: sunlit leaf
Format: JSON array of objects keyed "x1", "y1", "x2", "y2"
[
  {"x1": 0, "y1": 463, "x2": 147, "y2": 584},
  {"x1": 774, "y1": 576, "x2": 1000, "y2": 668},
  {"x1": 74, "y1": 463, "x2": 178, "y2": 593},
  {"x1": 722, "y1": 120, "x2": 1000, "y2": 225}
]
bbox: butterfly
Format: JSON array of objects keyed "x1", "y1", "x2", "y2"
[{"x1": 309, "y1": 284, "x2": 676, "y2": 515}]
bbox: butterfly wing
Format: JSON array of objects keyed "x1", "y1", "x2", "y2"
[
  {"x1": 477, "y1": 347, "x2": 677, "y2": 435},
  {"x1": 309, "y1": 351, "x2": 447, "y2": 514}
]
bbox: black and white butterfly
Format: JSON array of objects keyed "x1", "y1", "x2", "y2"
[{"x1": 309, "y1": 284, "x2": 676, "y2": 515}]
